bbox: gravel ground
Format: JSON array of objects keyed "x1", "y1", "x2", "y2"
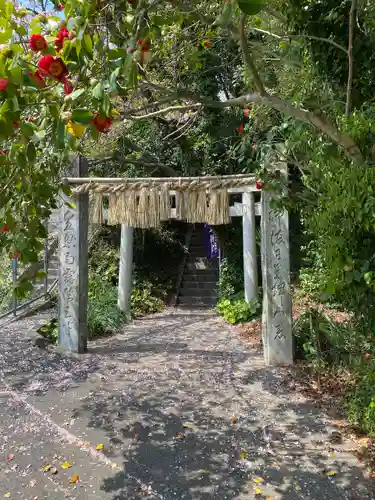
[{"x1": 0, "y1": 308, "x2": 373, "y2": 499}]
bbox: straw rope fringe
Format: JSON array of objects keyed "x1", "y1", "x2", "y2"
[
  {"x1": 90, "y1": 186, "x2": 231, "y2": 227},
  {"x1": 91, "y1": 193, "x2": 103, "y2": 225}
]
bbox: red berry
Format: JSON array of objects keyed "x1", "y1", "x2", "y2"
[
  {"x1": 0, "y1": 78, "x2": 9, "y2": 91},
  {"x1": 237, "y1": 123, "x2": 245, "y2": 134},
  {"x1": 255, "y1": 180, "x2": 263, "y2": 190}
]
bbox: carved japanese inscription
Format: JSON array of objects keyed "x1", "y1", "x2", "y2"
[
  {"x1": 261, "y1": 190, "x2": 293, "y2": 365},
  {"x1": 58, "y1": 156, "x2": 89, "y2": 353}
]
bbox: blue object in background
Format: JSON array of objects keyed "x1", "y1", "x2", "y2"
[{"x1": 204, "y1": 224, "x2": 219, "y2": 260}]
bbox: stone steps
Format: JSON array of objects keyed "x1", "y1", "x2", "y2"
[{"x1": 177, "y1": 225, "x2": 219, "y2": 309}]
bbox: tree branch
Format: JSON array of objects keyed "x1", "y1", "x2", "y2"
[
  {"x1": 122, "y1": 91, "x2": 362, "y2": 162},
  {"x1": 252, "y1": 27, "x2": 348, "y2": 54},
  {"x1": 346, "y1": 0, "x2": 357, "y2": 117},
  {"x1": 239, "y1": 14, "x2": 266, "y2": 96},
  {"x1": 127, "y1": 104, "x2": 203, "y2": 120}
]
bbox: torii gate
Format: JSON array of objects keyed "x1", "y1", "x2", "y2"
[{"x1": 58, "y1": 156, "x2": 292, "y2": 365}]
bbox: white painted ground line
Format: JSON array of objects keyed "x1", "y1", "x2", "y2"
[{"x1": 0, "y1": 379, "x2": 163, "y2": 499}]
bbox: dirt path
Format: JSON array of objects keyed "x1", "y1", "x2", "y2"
[{"x1": 0, "y1": 309, "x2": 372, "y2": 499}]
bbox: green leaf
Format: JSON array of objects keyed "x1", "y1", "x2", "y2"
[
  {"x1": 11, "y1": 95, "x2": 19, "y2": 112},
  {"x1": 61, "y1": 184, "x2": 72, "y2": 196},
  {"x1": 16, "y1": 150, "x2": 26, "y2": 168},
  {"x1": 71, "y1": 108, "x2": 93, "y2": 124},
  {"x1": 65, "y1": 200, "x2": 76, "y2": 209},
  {"x1": 32, "y1": 130, "x2": 46, "y2": 142},
  {"x1": 26, "y1": 142, "x2": 36, "y2": 163},
  {"x1": 10, "y1": 66, "x2": 22, "y2": 84},
  {"x1": 92, "y1": 81, "x2": 104, "y2": 99},
  {"x1": 5, "y1": 1, "x2": 12, "y2": 16},
  {"x1": 237, "y1": 0, "x2": 266, "y2": 15},
  {"x1": 0, "y1": 98, "x2": 10, "y2": 115},
  {"x1": 107, "y1": 48, "x2": 127, "y2": 61},
  {"x1": 68, "y1": 88, "x2": 85, "y2": 100},
  {"x1": 15, "y1": 25, "x2": 27, "y2": 36},
  {"x1": 82, "y1": 33, "x2": 92, "y2": 56},
  {"x1": 101, "y1": 93, "x2": 110, "y2": 115},
  {"x1": 56, "y1": 119, "x2": 65, "y2": 149},
  {"x1": 20, "y1": 121, "x2": 37, "y2": 137}
]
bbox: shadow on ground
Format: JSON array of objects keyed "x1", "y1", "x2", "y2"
[{"x1": 0, "y1": 310, "x2": 373, "y2": 499}]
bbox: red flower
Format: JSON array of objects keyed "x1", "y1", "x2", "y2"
[
  {"x1": 92, "y1": 114, "x2": 112, "y2": 133},
  {"x1": 29, "y1": 70, "x2": 46, "y2": 88},
  {"x1": 244, "y1": 108, "x2": 250, "y2": 118},
  {"x1": 0, "y1": 78, "x2": 9, "y2": 91},
  {"x1": 237, "y1": 123, "x2": 244, "y2": 134},
  {"x1": 1, "y1": 224, "x2": 9, "y2": 233},
  {"x1": 38, "y1": 55, "x2": 68, "y2": 82},
  {"x1": 29, "y1": 34, "x2": 48, "y2": 52},
  {"x1": 57, "y1": 3, "x2": 64, "y2": 10},
  {"x1": 63, "y1": 79, "x2": 73, "y2": 95},
  {"x1": 54, "y1": 28, "x2": 69, "y2": 52},
  {"x1": 255, "y1": 179, "x2": 263, "y2": 190}
]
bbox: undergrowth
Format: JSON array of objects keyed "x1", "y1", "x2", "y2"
[{"x1": 293, "y1": 304, "x2": 375, "y2": 435}]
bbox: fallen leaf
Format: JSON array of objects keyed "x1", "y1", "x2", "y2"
[
  {"x1": 253, "y1": 477, "x2": 264, "y2": 484},
  {"x1": 61, "y1": 461, "x2": 72, "y2": 469},
  {"x1": 266, "y1": 497, "x2": 272, "y2": 500},
  {"x1": 70, "y1": 474, "x2": 79, "y2": 484},
  {"x1": 327, "y1": 471, "x2": 336, "y2": 477},
  {"x1": 7, "y1": 454, "x2": 14, "y2": 462},
  {"x1": 50, "y1": 467, "x2": 58, "y2": 475},
  {"x1": 29, "y1": 479, "x2": 37, "y2": 487},
  {"x1": 240, "y1": 450, "x2": 247, "y2": 459},
  {"x1": 3, "y1": 494, "x2": 10, "y2": 498},
  {"x1": 82, "y1": 441, "x2": 89, "y2": 447},
  {"x1": 175, "y1": 433, "x2": 186, "y2": 440},
  {"x1": 231, "y1": 417, "x2": 238, "y2": 424},
  {"x1": 41, "y1": 464, "x2": 51, "y2": 472},
  {"x1": 182, "y1": 422, "x2": 198, "y2": 431},
  {"x1": 134, "y1": 433, "x2": 141, "y2": 441},
  {"x1": 96, "y1": 443, "x2": 104, "y2": 451},
  {"x1": 255, "y1": 487, "x2": 262, "y2": 495}
]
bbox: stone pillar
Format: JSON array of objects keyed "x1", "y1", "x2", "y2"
[
  {"x1": 242, "y1": 192, "x2": 258, "y2": 302},
  {"x1": 260, "y1": 184, "x2": 293, "y2": 366},
  {"x1": 58, "y1": 155, "x2": 89, "y2": 353},
  {"x1": 118, "y1": 225, "x2": 134, "y2": 313}
]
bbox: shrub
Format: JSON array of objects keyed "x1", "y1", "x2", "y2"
[
  {"x1": 293, "y1": 308, "x2": 373, "y2": 367},
  {"x1": 217, "y1": 296, "x2": 260, "y2": 325},
  {"x1": 88, "y1": 277, "x2": 128, "y2": 337},
  {"x1": 131, "y1": 286, "x2": 164, "y2": 318},
  {"x1": 347, "y1": 368, "x2": 375, "y2": 435}
]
